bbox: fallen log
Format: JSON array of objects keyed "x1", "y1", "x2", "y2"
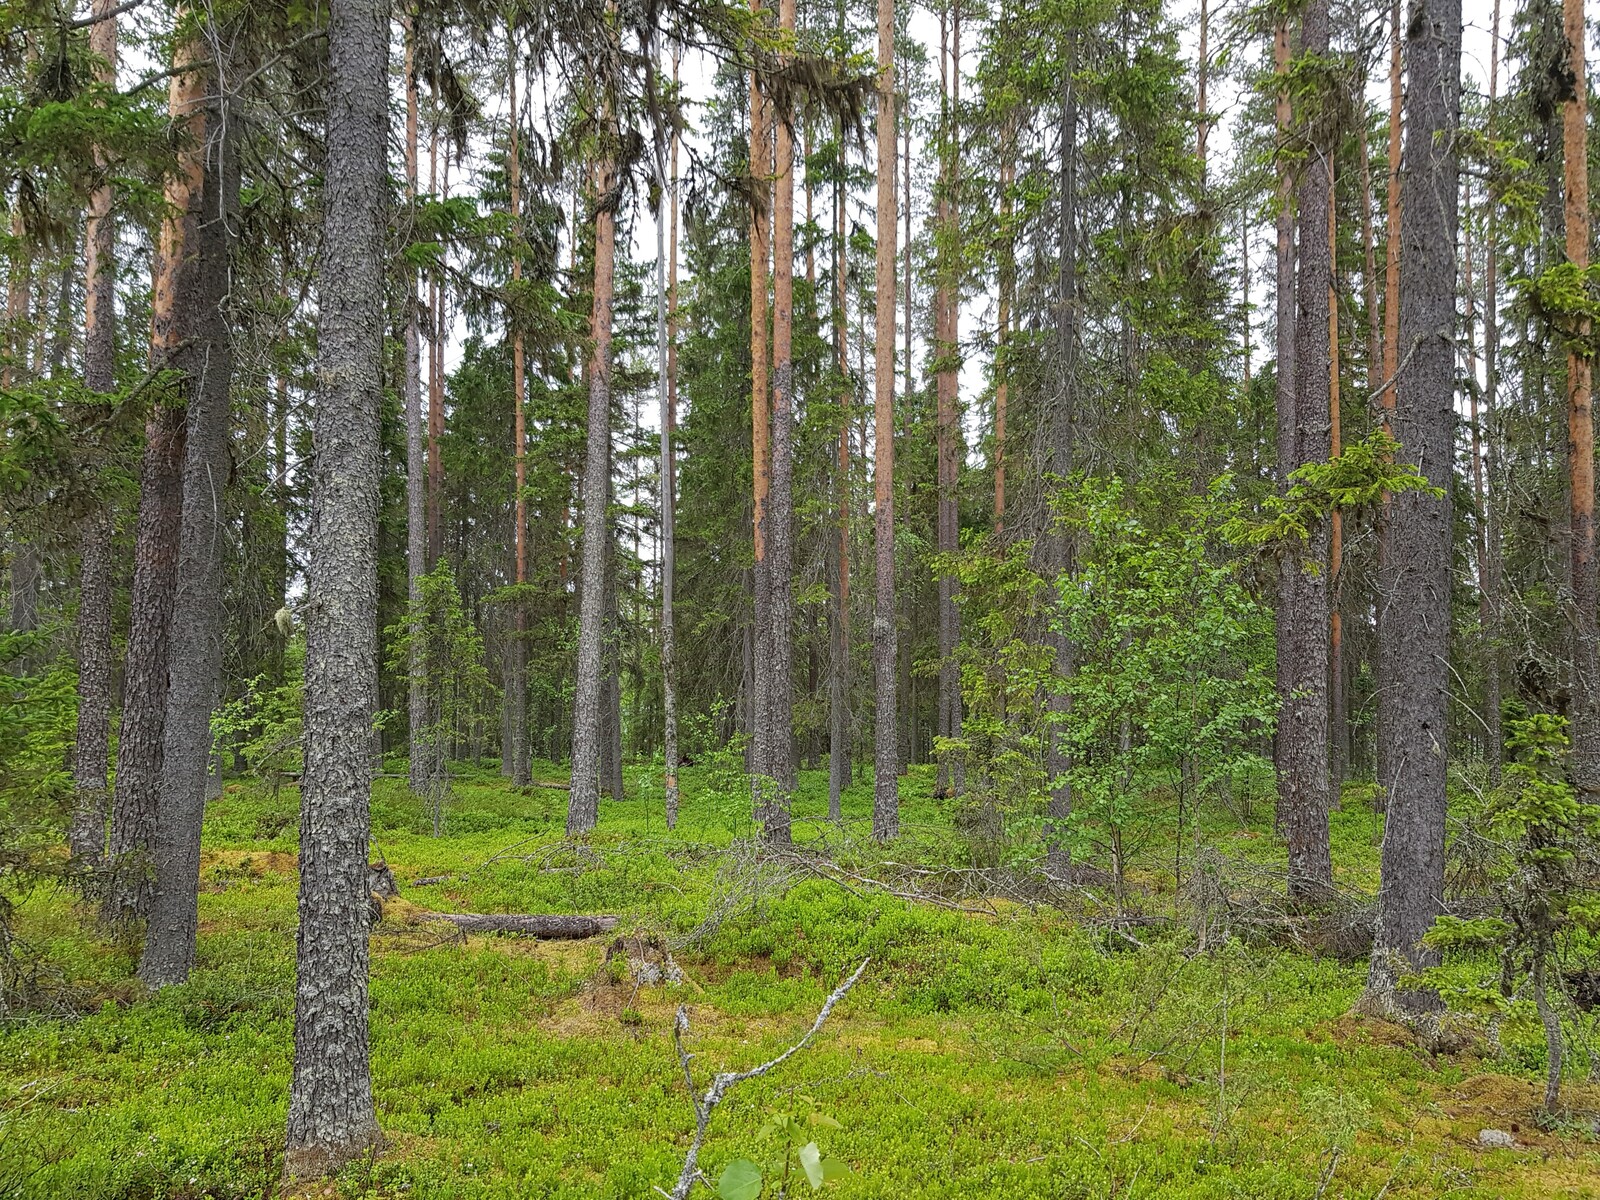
[
  {"x1": 367, "y1": 861, "x2": 616, "y2": 939},
  {"x1": 429, "y1": 913, "x2": 619, "y2": 938}
]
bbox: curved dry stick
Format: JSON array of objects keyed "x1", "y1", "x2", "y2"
[{"x1": 660, "y1": 958, "x2": 870, "y2": 1200}]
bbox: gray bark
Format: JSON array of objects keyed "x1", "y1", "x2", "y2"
[
  {"x1": 1370, "y1": 0, "x2": 1459, "y2": 1011},
  {"x1": 404, "y1": 14, "x2": 428, "y2": 797},
  {"x1": 1044, "y1": 60, "x2": 1078, "y2": 873},
  {"x1": 139, "y1": 76, "x2": 239, "y2": 988},
  {"x1": 103, "y1": 405, "x2": 185, "y2": 927},
  {"x1": 871, "y1": 0, "x2": 899, "y2": 840},
  {"x1": 69, "y1": 0, "x2": 118, "y2": 867},
  {"x1": 569, "y1": 153, "x2": 617, "y2": 836},
  {"x1": 1281, "y1": 0, "x2": 1334, "y2": 899},
  {"x1": 283, "y1": 0, "x2": 387, "y2": 1175}
]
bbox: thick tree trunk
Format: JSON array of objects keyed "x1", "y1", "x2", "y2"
[
  {"x1": 763, "y1": 0, "x2": 798, "y2": 843},
  {"x1": 139, "y1": 42, "x2": 240, "y2": 989},
  {"x1": 69, "y1": 0, "x2": 119, "y2": 866},
  {"x1": 568, "y1": 150, "x2": 618, "y2": 836},
  {"x1": 1281, "y1": 0, "x2": 1335, "y2": 901},
  {"x1": 283, "y1": 0, "x2": 387, "y2": 1175},
  {"x1": 871, "y1": 0, "x2": 899, "y2": 840},
  {"x1": 1564, "y1": 0, "x2": 1599, "y2": 794},
  {"x1": 103, "y1": 31, "x2": 207, "y2": 928},
  {"x1": 1370, "y1": 0, "x2": 1459, "y2": 1011},
  {"x1": 404, "y1": 13, "x2": 430, "y2": 797}
]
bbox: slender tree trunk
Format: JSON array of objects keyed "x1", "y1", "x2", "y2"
[
  {"x1": 426, "y1": 95, "x2": 444, "y2": 569},
  {"x1": 404, "y1": 10, "x2": 429, "y2": 797},
  {"x1": 871, "y1": 0, "x2": 899, "y2": 839},
  {"x1": 569, "y1": 144, "x2": 618, "y2": 835},
  {"x1": 1370, "y1": 0, "x2": 1459, "y2": 1012},
  {"x1": 828, "y1": 111, "x2": 851, "y2": 819},
  {"x1": 69, "y1": 0, "x2": 119, "y2": 865},
  {"x1": 1376, "y1": 0, "x2": 1403, "y2": 791},
  {"x1": 1462, "y1": 178, "x2": 1492, "y2": 768},
  {"x1": 762, "y1": 0, "x2": 798, "y2": 841},
  {"x1": 994, "y1": 132, "x2": 1012, "y2": 534},
  {"x1": 506, "y1": 32, "x2": 532, "y2": 789},
  {"x1": 1482, "y1": 0, "x2": 1504, "y2": 782},
  {"x1": 935, "y1": 7, "x2": 963, "y2": 799},
  {"x1": 749, "y1": 8, "x2": 774, "y2": 816},
  {"x1": 139, "y1": 32, "x2": 239, "y2": 989},
  {"x1": 1328, "y1": 185, "x2": 1346, "y2": 800},
  {"x1": 662, "y1": 51, "x2": 681, "y2": 829},
  {"x1": 1271, "y1": 13, "x2": 1297, "y2": 827},
  {"x1": 283, "y1": 0, "x2": 386, "y2": 1174},
  {"x1": 102, "y1": 29, "x2": 207, "y2": 929},
  {"x1": 1045, "y1": 54, "x2": 1078, "y2": 872},
  {"x1": 1565, "y1": 0, "x2": 1599, "y2": 794}
]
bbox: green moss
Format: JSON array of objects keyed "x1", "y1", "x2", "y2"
[{"x1": 2, "y1": 767, "x2": 1595, "y2": 1198}]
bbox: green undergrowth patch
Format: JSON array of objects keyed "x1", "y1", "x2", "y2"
[{"x1": 2, "y1": 767, "x2": 1596, "y2": 1198}]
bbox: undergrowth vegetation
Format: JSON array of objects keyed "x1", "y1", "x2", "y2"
[{"x1": 3, "y1": 763, "x2": 1598, "y2": 1198}]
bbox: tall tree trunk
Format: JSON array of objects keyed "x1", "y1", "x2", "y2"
[
  {"x1": 1196, "y1": 0, "x2": 1209, "y2": 178},
  {"x1": 1375, "y1": 0, "x2": 1403, "y2": 791},
  {"x1": 1328, "y1": 185, "x2": 1345, "y2": 799},
  {"x1": 1271, "y1": 13, "x2": 1297, "y2": 828},
  {"x1": 69, "y1": 0, "x2": 119, "y2": 865},
  {"x1": 426, "y1": 94, "x2": 444, "y2": 569},
  {"x1": 102, "y1": 30, "x2": 206, "y2": 929},
  {"x1": 1283, "y1": 7, "x2": 1335, "y2": 899},
  {"x1": 1370, "y1": 0, "x2": 1459, "y2": 1012},
  {"x1": 1565, "y1": 0, "x2": 1598, "y2": 794},
  {"x1": 871, "y1": 0, "x2": 899, "y2": 840},
  {"x1": 662, "y1": 51, "x2": 681, "y2": 829},
  {"x1": 139, "y1": 32, "x2": 239, "y2": 988},
  {"x1": 994, "y1": 130, "x2": 1012, "y2": 534},
  {"x1": 763, "y1": 0, "x2": 798, "y2": 842},
  {"x1": 283, "y1": 0, "x2": 386, "y2": 1174},
  {"x1": 828, "y1": 110, "x2": 851, "y2": 820},
  {"x1": 568, "y1": 145, "x2": 618, "y2": 836},
  {"x1": 507, "y1": 31, "x2": 531, "y2": 789},
  {"x1": 404, "y1": 10, "x2": 430, "y2": 797},
  {"x1": 749, "y1": 7, "x2": 774, "y2": 815},
  {"x1": 935, "y1": 7, "x2": 963, "y2": 799},
  {"x1": 1045, "y1": 53, "x2": 1078, "y2": 873},
  {"x1": 1482, "y1": 0, "x2": 1504, "y2": 782}
]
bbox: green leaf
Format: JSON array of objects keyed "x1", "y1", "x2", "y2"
[
  {"x1": 798, "y1": 1142, "x2": 825, "y2": 1190},
  {"x1": 718, "y1": 1159, "x2": 762, "y2": 1200},
  {"x1": 820, "y1": 1157, "x2": 852, "y2": 1183}
]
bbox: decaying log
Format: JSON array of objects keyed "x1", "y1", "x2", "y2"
[
  {"x1": 429, "y1": 913, "x2": 619, "y2": 938},
  {"x1": 366, "y1": 860, "x2": 616, "y2": 939}
]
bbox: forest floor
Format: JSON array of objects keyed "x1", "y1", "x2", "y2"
[{"x1": 5, "y1": 762, "x2": 1600, "y2": 1199}]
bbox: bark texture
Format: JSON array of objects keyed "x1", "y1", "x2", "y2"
[
  {"x1": 661, "y1": 88, "x2": 681, "y2": 829},
  {"x1": 1044, "y1": 61, "x2": 1078, "y2": 871},
  {"x1": 283, "y1": 0, "x2": 387, "y2": 1174},
  {"x1": 103, "y1": 33, "x2": 207, "y2": 927},
  {"x1": 763, "y1": 0, "x2": 798, "y2": 842},
  {"x1": 871, "y1": 0, "x2": 899, "y2": 840},
  {"x1": 404, "y1": 14, "x2": 429, "y2": 797},
  {"x1": 1271, "y1": 14, "x2": 1296, "y2": 821},
  {"x1": 69, "y1": 0, "x2": 119, "y2": 865},
  {"x1": 1564, "y1": 0, "x2": 1599, "y2": 794},
  {"x1": 568, "y1": 151, "x2": 618, "y2": 836},
  {"x1": 1371, "y1": 0, "x2": 1459, "y2": 1010},
  {"x1": 1281, "y1": 0, "x2": 1334, "y2": 899},
  {"x1": 138, "y1": 47, "x2": 240, "y2": 988},
  {"x1": 508, "y1": 37, "x2": 532, "y2": 790}
]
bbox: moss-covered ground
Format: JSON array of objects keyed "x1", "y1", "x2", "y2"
[{"x1": 4, "y1": 762, "x2": 1597, "y2": 1198}]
